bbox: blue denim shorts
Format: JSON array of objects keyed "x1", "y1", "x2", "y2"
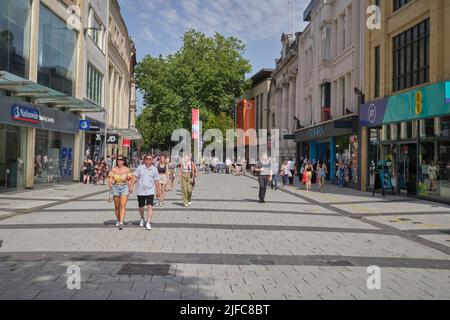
[{"x1": 112, "y1": 184, "x2": 129, "y2": 197}]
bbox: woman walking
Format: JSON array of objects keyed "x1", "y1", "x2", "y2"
[
  {"x1": 168, "y1": 157, "x2": 176, "y2": 191},
  {"x1": 317, "y1": 160, "x2": 328, "y2": 193},
  {"x1": 156, "y1": 155, "x2": 170, "y2": 206},
  {"x1": 108, "y1": 155, "x2": 132, "y2": 230},
  {"x1": 179, "y1": 154, "x2": 196, "y2": 207},
  {"x1": 304, "y1": 160, "x2": 313, "y2": 191},
  {"x1": 337, "y1": 160, "x2": 345, "y2": 188},
  {"x1": 82, "y1": 158, "x2": 93, "y2": 184},
  {"x1": 281, "y1": 160, "x2": 290, "y2": 187}
]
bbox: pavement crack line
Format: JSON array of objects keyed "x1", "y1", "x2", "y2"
[
  {"x1": 0, "y1": 189, "x2": 109, "y2": 222},
  {"x1": 244, "y1": 175, "x2": 450, "y2": 256}
]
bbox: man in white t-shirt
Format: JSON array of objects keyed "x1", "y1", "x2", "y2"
[{"x1": 131, "y1": 155, "x2": 161, "y2": 231}]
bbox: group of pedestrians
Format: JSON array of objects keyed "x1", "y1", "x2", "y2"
[
  {"x1": 254, "y1": 154, "x2": 333, "y2": 203},
  {"x1": 298, "y1": 159, "x2": 328, "y2": 192},
  {"x1": 107, "y1": 154, "x2": 197, "y2": 231},
  {"x1": 82, "y1": 157, "x2": 110, "y2": 185}
]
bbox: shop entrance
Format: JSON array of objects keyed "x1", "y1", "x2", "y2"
[
  {"x1": 317, "y1": 142, "x2": 331, "y2": 180},
  {"x1": 397, "y1": 143, "x2": 417, "y2": 195}
]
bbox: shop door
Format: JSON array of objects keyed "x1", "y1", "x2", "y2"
[{"x1": 397, "y1": 143, "x2": 417, "y2": 195}]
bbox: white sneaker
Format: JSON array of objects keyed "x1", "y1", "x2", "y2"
[
  {"x1": 145, "y1": 223, "x2": 152, "y2": 230},
  {"x1": 139, "y1": 219, "x2": 145, "y2": 227},
  {"x1": 188, "y1": 202, "x2": 192, "y2": 207},
  {"x1": 184, "y1": 204, "x2": 189, "y2": 207},
  {"x1": 115, "y1": 221, "x2": 119, "y2": 227}
]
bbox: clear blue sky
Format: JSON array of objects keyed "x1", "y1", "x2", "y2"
[{"x1": 118, "y1": 0, "x2": 309, "y2": 112}]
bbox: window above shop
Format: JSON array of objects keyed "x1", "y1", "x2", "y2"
[
  {"x1": 0, "y1": 71, "x2": 104, "y2": 112},
  {"x1": 88, "y1": 8, "x2": 105, "y2": 52},
  {"x1": 393, "y1": 0, "x2": 411, "y2": 12},
  {"x1": 392, "y1": 18, "x2": 430, "y2": 92}
]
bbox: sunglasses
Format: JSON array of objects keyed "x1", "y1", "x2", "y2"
[{"x1": 117, "y1": 158, "x2": 124, "y2": 161}]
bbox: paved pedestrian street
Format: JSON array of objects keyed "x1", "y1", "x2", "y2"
[{"x1": 0, "y1": 174, "x2": 449, "y2": 300}]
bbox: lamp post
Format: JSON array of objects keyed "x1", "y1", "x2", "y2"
[
  {"x1": 354, "y1": 87, "x2": 365, "y2": 190},
  {"x1": 104, "y1": 109, "x2": 108, "y2": 160}
]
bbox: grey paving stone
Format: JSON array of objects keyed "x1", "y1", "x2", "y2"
[
  {"x1": 108, "y1": 289, "x2": 146, "y2": 300},
  {"x1": 0, "y1": 289, "x2": 41, "y2": 300},
  {"x1": 71, "y1": 290, "x2": 112, "y2": 300},
  {"x1": 96, "y1": 281, "x2": 133, "y2": 291},
  {"x1": 144, "y1": 291, "x2": 181, "y2": 300},
  {"x1": 34, "y1": 289, "x2": 77, "y2": 300}
]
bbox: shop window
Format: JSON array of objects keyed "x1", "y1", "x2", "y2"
[
  {"x1": 38, "y1": 4, "x2": 77, "y2": 96},
  {"x1": 374, "y1": 46, "x2": 381, "y2": 98},
  {"x1": 34, "y1": 130, "x2": 74, "y2": 185},
  {"x1": 420, "y1": 118, "x2": 435, "y2": 138},
  {"x1": 87, "y1": 63, "x2": 103, "y2": 106},
  {"x1": 0, "y1": 124, "x2": 24, "y2": 189},
  {"x1": 0, "y1": 0, "x2": 31, "y2": 78},
  {"x1": 393, "y1": 19, "x2": 429, "y2": 92},
  {"x1": 88, "y1": 9, "x2": 104, "y2": 52},
  {"x1": 419, "y1": 139, "x2": 450, "y2": 201},
  {"x1": 321, "y1": 82, "x2": 331, "y2": 122},
  {"x1": 335, "y1": 135, "x2": 358, "y2": 186},
  {"x1": 394, "y1": 0, "x2": 411, "y2": 12},
  {"x1": 321, "y1": 25, "x2": 331, "y2": 60},
  {"x1": 440, "y1": 116, "x2": 450, "y2": 138}
]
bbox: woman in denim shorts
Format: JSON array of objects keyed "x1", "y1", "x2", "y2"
[{"x1": 108, "y1": 155, "x2": 132, "y2": 230}]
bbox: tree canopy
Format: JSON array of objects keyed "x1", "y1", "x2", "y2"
[{"x1": 136, "y1": 30, "x2": 252, "y2": 150}]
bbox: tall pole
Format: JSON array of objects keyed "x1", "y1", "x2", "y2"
[{"x1": 104, "y1": 110, "x2": 108, "y2": 160}]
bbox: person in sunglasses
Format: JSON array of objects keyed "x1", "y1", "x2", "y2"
[
  {"x1": 108, "y1": 155, "x2": 133, "y2": 230},
  {"x1": 130, "y1": 155, "x2": 161, "y2": 230}
]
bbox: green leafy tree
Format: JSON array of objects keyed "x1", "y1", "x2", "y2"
[{"x1": 136, "y1": 30, "x2": 252, "y2": 150}]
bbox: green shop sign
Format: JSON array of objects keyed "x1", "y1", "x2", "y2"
[
  {"x1": 361, "y1": 82, "x2": 450, "y2": 127},
  {"x1": 446, "y1": 81, "x2": 450, "y2": 103}
]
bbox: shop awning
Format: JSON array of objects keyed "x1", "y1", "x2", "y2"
[
  {"x1": 0, "y1": 71, "x2": 104, "y2": 112},
  {"x1": 108, "y1": 128, "x2": 143, "y2": 140}
]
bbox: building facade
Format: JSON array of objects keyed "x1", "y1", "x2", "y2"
[
  {"x1": 79, "y1": 0, "x2": 109, "y2": 163},
  {"x1": 0, "y1": 0, "x2": 138, "y2": 191},
  {"x1": 247, "y1": 69, "x2": 273, "y2": 135},
  {"x1": 269, "y1": 33, "x2": 299, "y2": 161},
  {"x1": 360, "y1": 0, "x2": 450, "y2": 202},
  {"x1": 295, "y1": 0, "x2": 365, "y2": 187},
  {"x1": 105, "y1": 0, "x2": 139, "y2": 159}
]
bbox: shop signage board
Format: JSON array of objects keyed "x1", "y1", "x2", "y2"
[
  {"x1": 1, "y1": 96, "x2": 78, "y2": 133},
  {"x1": 295, "y1": 116, "x2": 358, "y2": 143},
  {"x1": 361, "y1": 82, "x2": 450, "y2": 127},
  {"x1": 446, "y1": 81, "x2": 450, "y2": 103},
  {"x1": 79, "y1": 119, "x2": 90, "y2": 131},
  {"x1": 122, "y1": 139, "x2": 131, "y2": 148},
  {"x1": 106, "y1": 134, "x2": 119, "y2": 145},
  {"x1": 360, "y1": 98, "x2": 388, "y2": 127}
]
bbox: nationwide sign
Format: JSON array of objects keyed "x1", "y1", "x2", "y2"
[
  {"x1": 1, "y1": 98, "x2": 78, "y2": 133},
  {"x1": 10, "y1": 104, "x2": 56, "y2": 125},
  {"x1": 11, "y1": 105, "x2": 40, "y2": 124}
]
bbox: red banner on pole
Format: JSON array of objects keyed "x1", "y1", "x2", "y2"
[{"x1": 192, "y1": 109, "x2": 200, "y2": 140}]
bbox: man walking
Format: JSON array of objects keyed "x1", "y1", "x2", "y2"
[
  {"x1": 130, "y1": 155, "x2": 161, "y2": 230},
  {"x1": 254, "y1": 153, "x2": 272, "y2": 203}
]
